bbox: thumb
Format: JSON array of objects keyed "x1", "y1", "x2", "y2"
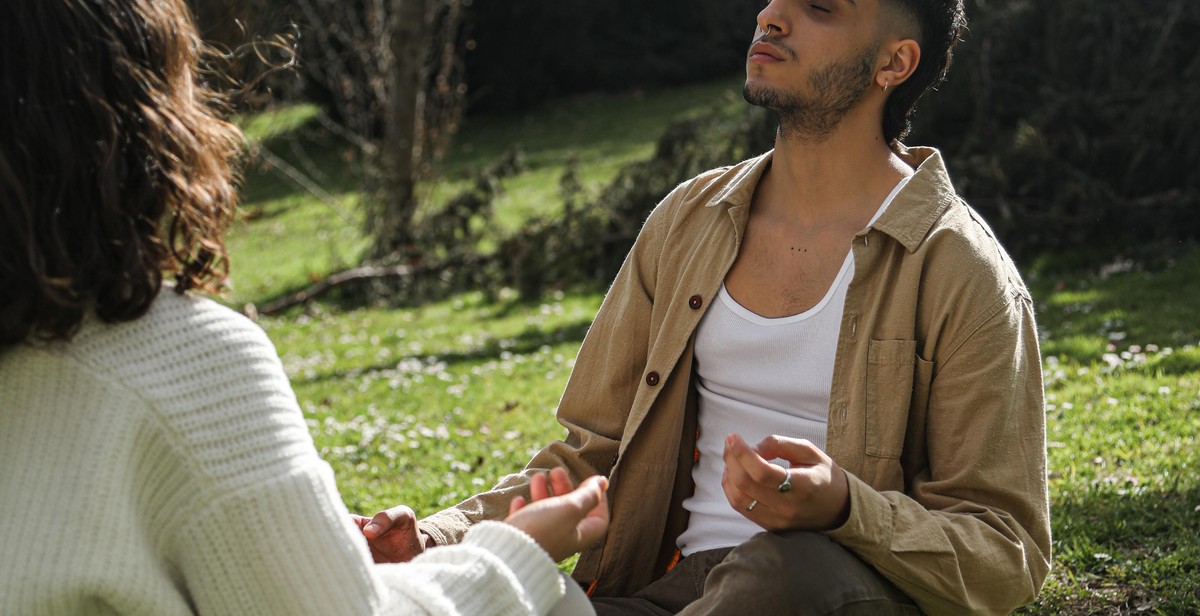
[
  {"x1": 568, "y1": 476, "x2": 607, "y2": 513},
  {"x1": 363, "y1": 506, "x2": 416, "y2": 539},
  {"x1": 575, "y1": 478, "x2": 609, "y2": 546}
]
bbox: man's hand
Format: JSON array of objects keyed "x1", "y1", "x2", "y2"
[
  {"x1": 504, "y1": 467, "x2": 610, "y2": 563},
  {"x1": 721, "y1": 433, "x2": 851, "y2": 532},
  {"x1": 352, "y1": 505, "x2": 434, "y2": 563}
]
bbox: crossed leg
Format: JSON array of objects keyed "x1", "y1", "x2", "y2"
[{"x1": 592, "y1": 532, "x2": 919, "y2": 616}]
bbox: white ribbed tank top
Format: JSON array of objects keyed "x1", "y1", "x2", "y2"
[{"x1": 677, "y1": 176, "x2": 909, "y2": 556}]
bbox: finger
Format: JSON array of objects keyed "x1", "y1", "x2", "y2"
[
  {"x1": 565, "y1": 475, "x2": 603, "y2": 513},
  {"x1": 351, "y1": 514, "x2": 371, "y2": 531},
  {"x1": 529, "y1": 471, "x2": 551, "y2": 502},
  {"x1": 720, "y1": 463, "x2": 750, "y2": 506},
  {"x1": 584, "y1": 476, "x2": 610, "y2": 517},
  {"x1": 569, "y1": 478, "x2": 609, "y2": 546},
  {"x1": 725, "y1": 434, "x2": 787, "y2": 487},
  {"x1": 753, "y1": 435, "x2": 824, "y2": 466},
  {"x1": 721, "y1": 446, "x2": 755, "y2": 496},
  {"x1": 721, "y1": 450, "x2": 786, "y2": 523},
  {"x1": 720, "y1": 470, "x2": 783, "y2": 529},
  {"x1": 509, "y1": 496, "x2": 527, "y2": 516},
  {"x1": 548, "y1": 467, "x2": 574, "y2": 497},
  {"x1": 576, "y1": 491, "x2": 609, "y2": 547}
]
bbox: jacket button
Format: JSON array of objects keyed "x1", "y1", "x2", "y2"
[
  {"x1": 646, "y1": 371, "x2": 660, "y2": 386},
  {"x1": 610, "y1": 453, "x2": 619, "y2": 466},
  {"x1": 688, "y1": 295, "x2": 703, "y2": 310}
]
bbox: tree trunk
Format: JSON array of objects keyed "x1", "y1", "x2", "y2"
[{"x1": 375, "y1": 0, "x2": 428, "y2": 258}]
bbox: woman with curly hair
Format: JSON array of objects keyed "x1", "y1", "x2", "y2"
[{"x1": 0, "y1": 1, "x2": 604, "y2": 614}]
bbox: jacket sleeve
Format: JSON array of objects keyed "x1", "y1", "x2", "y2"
[
  {"x1": 826, "y1": 292, "x2": 1052, "y2": 615},
  {"x1": 419, "y1": 187, "x2": 676, "y2": 547}
]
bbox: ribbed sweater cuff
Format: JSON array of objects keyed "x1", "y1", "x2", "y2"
[{"x1": 464, "y1": 521, "x2": 564, "y2": 614}]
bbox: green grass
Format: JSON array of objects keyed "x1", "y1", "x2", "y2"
[
  {"x1": 259, "y1": 289, "x2": 603, "y2": 514},
  {"x1": 1021, "y1": 259, "x2": 1200, "y2": 613},
  {"x1": 228, "y1": 80, "x2": 1200, "y2": 613}
]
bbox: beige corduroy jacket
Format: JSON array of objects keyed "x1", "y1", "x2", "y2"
[{"x1": 421, "y1": 146, "x2": 1052, "y2": 615}]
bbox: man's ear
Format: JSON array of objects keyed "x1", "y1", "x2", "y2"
[{"x1": 875, "y1": 39, "x2": 921, "y2": 91}]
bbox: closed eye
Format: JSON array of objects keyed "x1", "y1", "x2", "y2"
[{"x1": 810, "y1": 3, "x2": 832, "y2": 13}]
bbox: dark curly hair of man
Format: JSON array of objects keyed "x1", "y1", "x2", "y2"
[
  {"x1": 882, "y1": 0, "x2": 968, "y2": 145},
  {"x1": 0, "y1": 0, "x2": 244, "y2": 349}
]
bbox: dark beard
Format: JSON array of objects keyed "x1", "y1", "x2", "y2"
[{"x1": 744, "y1": 43, "x2": 878, "y2": 143}]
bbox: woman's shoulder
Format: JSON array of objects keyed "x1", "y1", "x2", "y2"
[
  {"x1": 74, "y1": 290, "x2": 277, "y2": 373},
  {"x1": 73, "y1": 290, "x2": 313, "y2": 485},
  {"x1": 67, "y1": 290, "x2": 294, "y2": 424},
  {"x1": 143, "y1": 288, "x2": 270, "y2": 344}
]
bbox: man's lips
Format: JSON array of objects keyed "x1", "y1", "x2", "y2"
[{"x1": 748, "y1": 41, "x2": 784, "y2": 63}]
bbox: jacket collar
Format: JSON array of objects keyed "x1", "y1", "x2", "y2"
[{"x1": 706, "y1": 145, "x2": 958, "y2": 253}]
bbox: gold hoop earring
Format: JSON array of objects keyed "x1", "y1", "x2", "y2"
[{"x1": 882, "y1": 80, "x2": 890, "y2": 94}]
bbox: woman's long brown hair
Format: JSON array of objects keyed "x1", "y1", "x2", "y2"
[{"x1": 0, "y1": 0, "x2": 243, "y2": 349}]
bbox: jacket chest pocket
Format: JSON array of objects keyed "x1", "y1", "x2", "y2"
[{"x1": 865, "y1": 339, "x2": 917, "y2": 459}]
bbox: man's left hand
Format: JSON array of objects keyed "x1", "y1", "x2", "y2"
[
  {"x1": 352, "y1": 505, "x2": 434, "y2": 563},
  {"x1": 721, "y1": 433, "x2": 851, "y2": 531}
]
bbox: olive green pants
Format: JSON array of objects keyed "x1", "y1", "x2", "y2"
[{"x1": 590, "y1": 531, "x2": 920, "y2": 616}]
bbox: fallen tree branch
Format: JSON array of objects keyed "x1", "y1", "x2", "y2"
[
  {"x1": 250, "y1": 253, "x2": 493, "y2": 317},
  {"x1": 254, "y1": 264, "x2": 410, "y2": 316}
]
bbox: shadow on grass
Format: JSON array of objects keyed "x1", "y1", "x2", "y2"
[
  {"x1": 1024, "y1": 484, "x2": 1200, "y2": 614},
  {"x1": 241, "y1": 128, "x2": 364, "y2": 208},
  {"x1": 295, "y1": 317, "x2": 594, "y2": 387},
  {"x1": 1031, "y1": 247, "x2": 1200, "y2": 364}
]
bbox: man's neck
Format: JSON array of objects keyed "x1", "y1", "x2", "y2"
[{"x1": 759, "y1": 111, "x2": 912, "y2": 228}]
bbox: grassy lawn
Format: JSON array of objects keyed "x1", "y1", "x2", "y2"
[
  {"x1": 226, "y1": 77, "x2": 744, "y2": 307},
  {"x1": 1021, "y1": 259, "x2": 1200, "y2": 613},
  {"x1": 228, "y1": 81, "x2": 1199, "y2": 613}
]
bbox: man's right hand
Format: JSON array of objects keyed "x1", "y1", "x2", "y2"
[{"x1": 352, "y1": 505, "x2": 434, "y2": 563}]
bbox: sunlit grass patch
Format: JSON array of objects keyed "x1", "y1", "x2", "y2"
[{"x1": 260, "y1": 289, "x2": 604, "y2": 514}]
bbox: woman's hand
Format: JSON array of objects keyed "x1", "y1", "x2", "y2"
[{"x1": 505, "y1": 467, "x2": 610, "y2": 563}]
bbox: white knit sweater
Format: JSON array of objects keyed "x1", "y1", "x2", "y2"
[{"x1": 0, "y1": 291, "x2": 564, "y2": 615}]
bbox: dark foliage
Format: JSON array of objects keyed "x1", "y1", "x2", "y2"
[
  {"x1": 914, "y1": 0, "x2": 1200, "y2": 263},
  {"x1": 462, "y1": 0, "x2": 761, "y2": 114}
]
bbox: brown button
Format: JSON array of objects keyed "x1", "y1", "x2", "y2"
[
  {"x1": 646, "y1": 371, "x2": 661, "y2": 386},
  {"x1": 688, "y1": 295, "x2": 703, "y2": 310}
]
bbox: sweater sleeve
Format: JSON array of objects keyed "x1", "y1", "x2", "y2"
[
  {"x1": 132, "y1": 294, "x2": 564, "y2": 615},
  {"x1": 174, "y1": 460, "x2": 564, "y2": 616}
]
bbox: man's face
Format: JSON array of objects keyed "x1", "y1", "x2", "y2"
[{"x1": 744, "y1": 0, "x2": 884, "y2": 140}]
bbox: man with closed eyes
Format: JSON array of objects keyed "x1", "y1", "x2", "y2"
[{"x1": 362, "y1": 1, "x2": 1051, "y2": 614}]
